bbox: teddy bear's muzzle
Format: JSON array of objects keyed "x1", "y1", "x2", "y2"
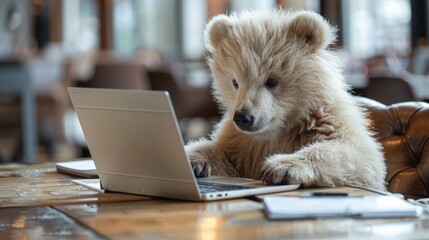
[{"x1": 233, "y1": 111, "x2": 255, "y2": 131}]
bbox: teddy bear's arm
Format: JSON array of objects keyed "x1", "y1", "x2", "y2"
[{"x1": 260, "y1": 140, "x2": 386, "y2": 191}]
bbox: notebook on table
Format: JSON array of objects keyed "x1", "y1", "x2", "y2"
[
  {"x1": 263, "y1": 195, "x2": 419, "y2": 220},
  {"x1": 56, "y1": 159, "x2": 98, "y2": 178},
  {"x1": 67, "y1": 87, "x2": 299, "y2": 201}
]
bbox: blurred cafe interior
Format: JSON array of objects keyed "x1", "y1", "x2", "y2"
[{"x1": 0, "y1": 0, "x2": 428, "y2": 164}]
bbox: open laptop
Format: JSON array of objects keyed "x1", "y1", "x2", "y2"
[{"x1": 67, "y1": 87, "x2": 299, "y2": 201}]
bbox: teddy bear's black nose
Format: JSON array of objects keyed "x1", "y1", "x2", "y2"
[{"x1": 233, "y1": 111, "x2": 255, "y2": 130}]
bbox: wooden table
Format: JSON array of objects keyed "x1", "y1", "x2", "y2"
[{"x1": 1, "y1": 163, "x2": 428, "y2": 239}]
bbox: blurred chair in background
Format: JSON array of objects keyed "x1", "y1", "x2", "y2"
[
  {"x1": 75, "y1": 59, "x2": 150, "y2": 90},
  {"x1": 364, "y1": 76, "x2": 418, "y2": 105},
  {"x1": 66, "y1": 57, "x2": 151, "y2": 158},
  {"x1": 146, "y1": 56, "x2": 220, "y2": 141},
  {"x1": 147, "y1": 66, "x2": 218, "y2": 120}
]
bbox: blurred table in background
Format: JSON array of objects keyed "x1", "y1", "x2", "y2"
[
  {"x1": 0, "y1": 57, "x2": 66, "y2": 163},
  {"x1": 0, "y1": 60, "x2": 36, "y2": 163}
]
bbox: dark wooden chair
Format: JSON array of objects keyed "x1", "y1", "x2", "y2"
[{"x1": 364, "y1": 76, "x2": 418, "y2": 105}]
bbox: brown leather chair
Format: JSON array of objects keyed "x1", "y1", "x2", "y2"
[{"x1": 357, "y1": 97, "x2": 429, "y2": 199}]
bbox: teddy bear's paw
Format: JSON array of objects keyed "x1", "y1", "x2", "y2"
[
  {"x1": 259, "y1": 162, "x2": 290, "y2": 185},
  {"x1": 191, "y1": 160, "x2": 211, "y2": 177},
  {"x1": 259, "y1": 154, "x2": 312, "y2": 185}
]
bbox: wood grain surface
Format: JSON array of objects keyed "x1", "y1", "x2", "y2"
[
  {"x1": 0, "y1": 163, "x2": 149, "y2": 208},
  {"x1": 1, "y1": 163, "x2": 429, "y2": 240}
]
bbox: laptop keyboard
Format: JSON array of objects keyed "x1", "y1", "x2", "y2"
[{"x1": 197, "y1": 181, "x2": 256, "y2": 193}]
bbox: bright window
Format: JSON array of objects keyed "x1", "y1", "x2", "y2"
[{"x1": 342, "y1": 0, "x2": 411, "y2": 59}]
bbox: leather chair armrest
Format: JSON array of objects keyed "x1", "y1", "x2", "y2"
[{"x1": 356, "y1": 96, "x2": 429, "y2": 199}]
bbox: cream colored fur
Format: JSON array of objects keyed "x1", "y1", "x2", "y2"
[{"x1": 185, "y1": 10, "x2": 387, "y2": 191}]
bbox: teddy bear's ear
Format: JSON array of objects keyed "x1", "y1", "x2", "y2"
[
  {"x1": 204, "y1": 15, "x2": 232, "y2": 53},
  {"x1": 287, "y1": 11, "x2": 336, "y2": 52}
]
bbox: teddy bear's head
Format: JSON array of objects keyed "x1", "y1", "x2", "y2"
[{"x1": 205, "y1": 10, "x2": 346, "y2": 134}]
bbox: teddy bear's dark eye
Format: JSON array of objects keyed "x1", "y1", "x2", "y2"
[
  {"x1": 265, "y1": 78, "x2": 278, "y2": 89},
  {"x1": 232, "y1": 79, "x2": 239, "y2": 89}
]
